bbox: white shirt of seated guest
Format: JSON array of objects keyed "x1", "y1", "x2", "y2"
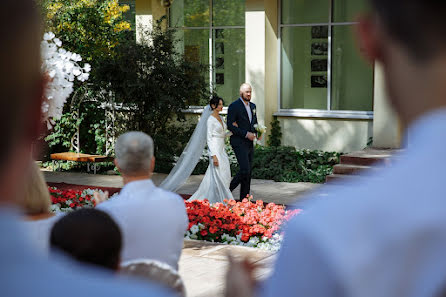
[
  {"x1": 97, "y1": 179, "x2": 188, "y2": 270},
  {"x1": 23, "y1": 214, "x2": 60, "y2": 255},
  {"x1": 1, "y1": 208, "x2": 176, "y2": 297}
]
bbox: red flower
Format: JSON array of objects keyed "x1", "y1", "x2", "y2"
[{"x1": 182, "y1": 198, "x2": 302, "y2": 244}]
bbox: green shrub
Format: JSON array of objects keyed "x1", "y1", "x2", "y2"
[
  {"x1": 252, "y1": 147, "x2": 341, "y2": 183},
  {"x1": 166, "y1": 145, "x2": 340, "y2": 184},
  {"x1": 267, "y1": 117, "x2": 282, "y2": 147}
]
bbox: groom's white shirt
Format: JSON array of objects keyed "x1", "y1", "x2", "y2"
[
  {"x1": 239, "y1": 97, "x2": 252, "y2": 123},
  {"x1": 97, "y1": 179, "x2": 188, "y2": 270}
]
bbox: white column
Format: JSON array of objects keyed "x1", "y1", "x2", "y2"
[
  {"x1": 245, "y1": 0, "x2": 279, "y2": 144},
  {"x1": 372, "y1": 63, "x2": 401, "y2": 148},
  {"x1": 135, "y1": 0, "x2": 167, "y2": 44}
]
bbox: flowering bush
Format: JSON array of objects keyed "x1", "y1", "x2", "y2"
[
  {"x1": 185, "y1": 198, "x2": 301, "y2": 250},
  {"x1": 48, "y1": 187, "x2": 98, "y2": 213}
]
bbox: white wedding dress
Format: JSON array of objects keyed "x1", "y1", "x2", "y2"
[{"x1": 188, "y1": 115, "x2": 234, "y2": 203}]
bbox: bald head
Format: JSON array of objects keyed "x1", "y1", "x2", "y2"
[{"x1": 239, "y1": 83, "x2": 252, "y2": 102}]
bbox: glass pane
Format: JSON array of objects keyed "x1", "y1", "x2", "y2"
[
  {"x1": 212, "y1": 0, "x2": 245, "y2": 26},
  {"x1": 281, "y1": 0, "x2": 329, "y2": 24},
  {"x1": 333, "y1": 0, "x2": 370, "y2": 23},
  {"x1": 173, "y1": 29, "x2": 210, "y2": 82},
  {"x1": 169, "y1": 0, "x2": 210, "y2": 27},
  {"x1": 281, "y1": 26, "x2": 328, "y2": 109},
  {"x1": 331, "y1": 26, "x2": 373, "y2": 111},
  {"x1": 213, "y1": 29, "x2": 245, "y2": 104}
]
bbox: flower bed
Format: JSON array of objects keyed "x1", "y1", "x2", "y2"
[
  {"x1": 48, "y1": 187, "x2": 301, "y2": 250},
  {"x1": 185, "y1": 198, "x2": 301, "y2": 250},
  {"x1": 48, "y1": 187, "x2": 98, "y2": 212}
]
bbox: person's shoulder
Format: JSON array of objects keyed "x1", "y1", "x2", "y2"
[
  {"x1": 55, "y1": 257, "x2": 176, "y2": 297},
  {"x1": 96, "y1": 193, "x2": 123, "y2": 210},
  {"x1": 154, "y1": 187, "x2": 186, "y2": 206},
  {"x1": 207, "y1": 115, "x2": 215, "y2": 123},
  {"x1": 229, "y1": 99, "x2": 241, "y2": 107}
]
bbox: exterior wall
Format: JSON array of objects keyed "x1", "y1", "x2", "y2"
[
  {"x1": 372, "y1": 63, "x2": 401, "y2": 148},
  {"x1": 245, "y1": 0, "x2": 279, "y2": 145},
  {"x1": 135, "y1": 0, "x2": 167, "y2": 44},
  {"x1": 279, "y1": 117, "x2": 372, "y2": 152},
  {"x1": 135, "y1": 1, "x2": 397, "y2": 153}
]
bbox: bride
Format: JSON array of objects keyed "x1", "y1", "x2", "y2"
[
  {"x1": 159, "y1": 96, "x2": 233, "y2": 203},
  {"x1": 188, "y1": 96, "x2": 233, "y2": 203}
]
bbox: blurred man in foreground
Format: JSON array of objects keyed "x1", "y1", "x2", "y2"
[
  {"x1": 0, "y1": 1, "x2": 175, "y2": 296},
  {"x1": 229, "y1": 1, "x2": 446, "y2": 296}
]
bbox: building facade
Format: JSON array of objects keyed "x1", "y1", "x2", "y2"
[{"x1": 134, "y1": 0, "x2": 400, "y2": 152}]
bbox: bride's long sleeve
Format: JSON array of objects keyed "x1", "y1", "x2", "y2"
[{"x1": 207, "y1": 119, "x2": 219, "y2": 157}]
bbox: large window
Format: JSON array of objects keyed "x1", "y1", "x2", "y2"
[
  {"x1": 280, "y1": 0, "x2": 374, "y2": 116},
  {"x1": 169, "y1": 0, "x2": 245, "y2": 104}
]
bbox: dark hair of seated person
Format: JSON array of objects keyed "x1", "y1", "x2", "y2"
[{"x1": 50, "y1": 208, "x2": 122, "y2": 271}]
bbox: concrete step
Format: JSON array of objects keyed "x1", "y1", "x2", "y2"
[
  {"x1": 340, "y1": 155, "x2": 385, "y2": 166},
  {"x1": 333, "y1": 164, "x2": 373, "y2": 175},
  {"x1": 339, "y1": 148, "x2": 397, "y2": 166},
  {"x1": 326, "y1": 148, "x2": 400, "y2": 183},
  {"x1": 325, "y1": 174, "x2": 357, "y2": 183}
]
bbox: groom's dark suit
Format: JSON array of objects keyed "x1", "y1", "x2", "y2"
[{"x1": 227, "y1": 98, "x2": 258, "y2": 200}]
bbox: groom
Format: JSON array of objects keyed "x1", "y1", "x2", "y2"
[{"x1": 227, "y1": 83, "x2": 259, "y2": 201}]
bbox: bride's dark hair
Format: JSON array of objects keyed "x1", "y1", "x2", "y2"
[{"x1": 209, "y1": 95, "x2": 223, "y2": 110}]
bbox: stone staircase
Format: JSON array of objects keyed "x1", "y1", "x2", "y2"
[{"x1": 326, "y1": 148, "x2": 400, "y2": 183}]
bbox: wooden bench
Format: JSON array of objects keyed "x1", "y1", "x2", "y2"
[{"x1": 50, "y1": 152, "x2": 114, "y2": 174}]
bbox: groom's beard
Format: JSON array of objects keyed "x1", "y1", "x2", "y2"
[{"x1": 241, "y1": 94, "x2": 250, "y2": 102}]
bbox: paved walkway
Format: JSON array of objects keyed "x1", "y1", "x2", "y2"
[
  {"x1": 42, "y1": 170, "x2": 319, "y2": 297},
  {"x1": 43, "y1": 170, "x2": 321, "y2": 206},
  {"x1": 180, "y1": 240, "x2": 275, "y2": 297}
]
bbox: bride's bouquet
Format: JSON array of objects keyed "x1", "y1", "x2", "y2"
[{"x1": 254, "y1": 124, "x2": 267, "y2": 139}]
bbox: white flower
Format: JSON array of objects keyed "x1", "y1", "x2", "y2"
[
  {"x1": 254, "y1": 123, "x2": 267, "y2": 134},
  {"x1": 72, "y1": 68, "x2": 82, "y2": 76},
  {"x1": 79, "y1": 73, "x2": 90, "y2": 82},
  {"x1": 53, "y1": 38, "x2": 62, "y2": 47},
  {"x1": 190, "y1": 225, "x2": 199, "y2": 234},
  {"x1": 41, "y1": 32, "x2": 91, "y2": 127},
  {"x1": 84, "y1": 63, "x2": 91, "y2": 72},
  {"x1": 50, "y1": 204, "x2": 61, "y2": 213},
  {"x1": 44, "y1": 32, "x2": 55, "y2": 40}
]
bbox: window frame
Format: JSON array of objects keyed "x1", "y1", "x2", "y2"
[
  {"x1": 168, "y1": 0, "x2": 245, "y2": 95},
  {"x1": 277, "y1": 0, "x2": 374, "y2": 120}
]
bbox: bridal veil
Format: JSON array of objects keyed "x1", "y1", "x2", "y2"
[{"x1": 159, "y1": 105, "x2": 213, "y2": 192}]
